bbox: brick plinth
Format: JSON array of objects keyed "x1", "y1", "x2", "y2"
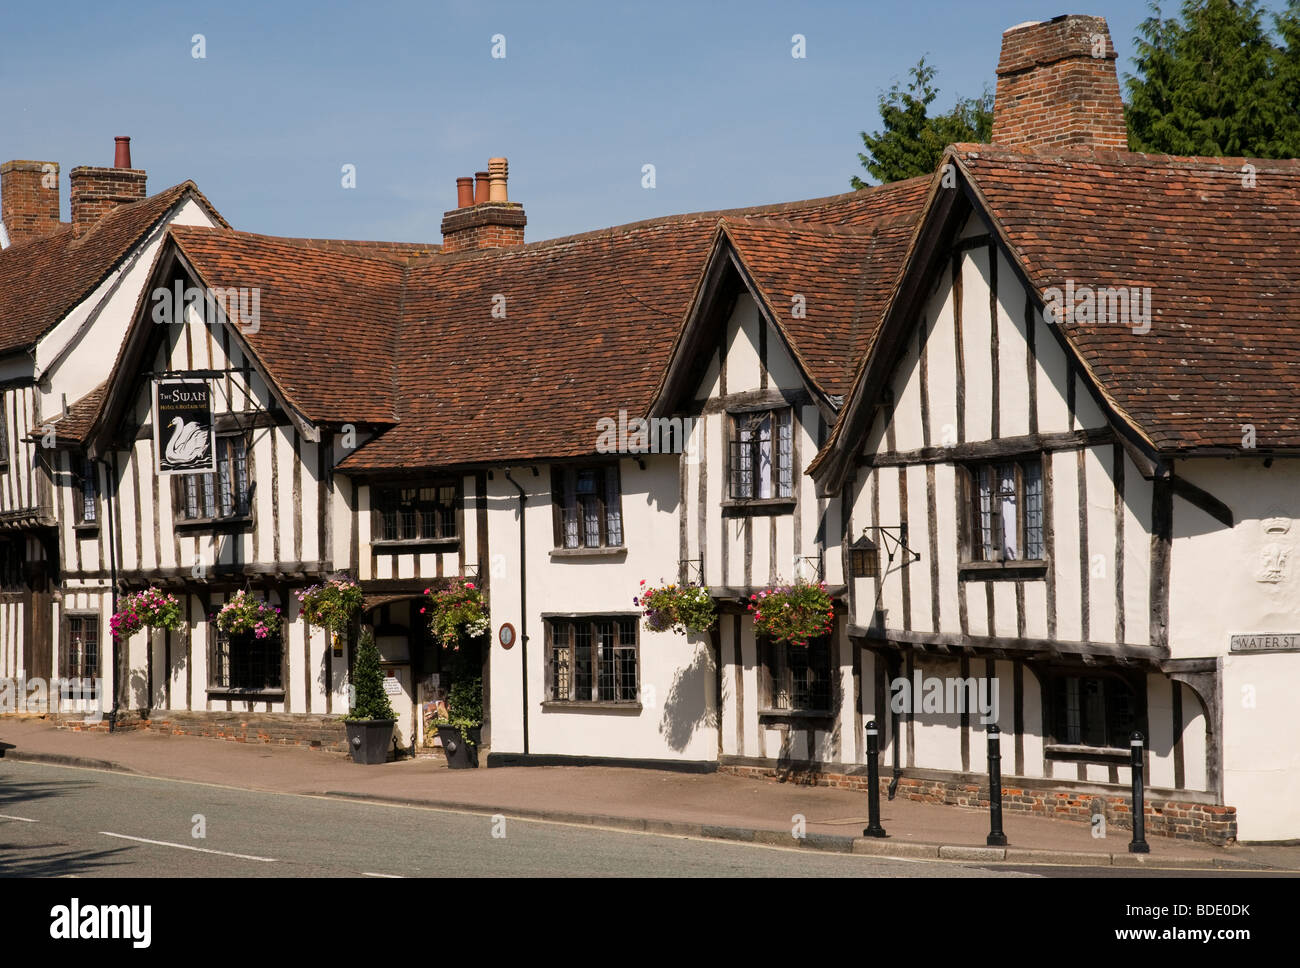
[
  {"x1": 54, "y1": 711, "x2": 347, "y2": 752},
  {"x1": 719, "y1": 763, "x2": 1237, "y2": 846},
  {"x1": 440, "y1": 202, "x2": 526, "y2": 253}
]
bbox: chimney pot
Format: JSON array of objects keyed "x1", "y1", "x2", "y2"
[
  {"x1": 456, "y1": 176, "x2": 474, "y2": 209},
  {"x1": 69, "y1": 137, "x2": 147, "y2": 234},
  {"x1": 488, "y1": 157, "x2": 508, "y2": 202},
  {"x1": 114, "y1": 136, "x2": 132, "y2": 169},
  {"x1": 474, "y1": 171, "x2": 489, "y2": 204}
]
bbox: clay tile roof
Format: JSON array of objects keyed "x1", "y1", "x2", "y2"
[
  {"x1": 337, "y1": 179, "x2": 930, "y2": 470},
  {"x1": 721, "y1": 187, "x2": 927, "y2": 397},
  {"x1": 951, "y1": 144, "x2": 1300, "y2": 451},
  {"x1": 168, "y1": 226, "x2": 408, "y2": 424},
  {"x1": 31, "y1": 380, "x2": 108, "y2": 447},
  {"x1": 0, "y1": 181, "x2": 226, "y2": 356}
]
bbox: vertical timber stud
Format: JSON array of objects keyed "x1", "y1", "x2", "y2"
[
  {"x1": 986, "y1": 724, "x2": 1008, "y2": 846},
  {"x1": 1129, "y1": 731, "x2": 1150, "y2": 853},
  {"x1": 863, "y1": 720, "x2": 886, "y2": 838}
]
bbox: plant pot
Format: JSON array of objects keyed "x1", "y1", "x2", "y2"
[
  {"x1": 344, "y1": 719, "x2": 396, "y2": 765},
  {"x1": 435, "y1": 725, "x2": 479, "y2": 769}
]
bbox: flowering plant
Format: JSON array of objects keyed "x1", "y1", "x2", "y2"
[
  {"x1": 110, "y1": 588, "x2": 184, "y2": 639},
  {"x1": 296, "y1": 576, "x2": 363, "y2": 636},
  {"x1": 216, "y1": 590, "x2": 282, "y2": 640},
  {"x1": 635, "y1": 579, "x2": 716, "y2": 634},
  {"x1": 421, "y1": 578, "x2": 488, "y2": 650},
  {"x1": 747, "y1": 579, "x2": 834, "y2": 646}
]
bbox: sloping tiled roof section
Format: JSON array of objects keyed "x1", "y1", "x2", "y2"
[
  {"x1": 339, "y1": 178, "x2": 929, "y2": 470},
  {"x1": 0, "y1": 181, "x2": 227, "y2": 355},
  {"x1": 168, "y1": 227, "x2": 408, "y2": 424},
  {"x1": 953, "y1": 144, "x2": 1300, "y2": 451},
  {"x1": 35, "y1": 380, "x2": 108, "y2": 446},
  {"x1": 721, "y1": 205, "x2": 924, "y2": 397}
]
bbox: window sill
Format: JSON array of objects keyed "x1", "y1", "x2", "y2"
[
  {"x1": 174, "y1": 515, "x2": 254, "y2": 532},
  {"x1": 541, "y1": 700, "x2": 642, "y2": 712},
  {"x1": 721, "y1": 497, "x2": 796, "y2": 515},
  {"x1": 372, "y1": 537, "x2": 460, "y2": 552},
  {"x1": 549, "y1": 546, "x2": 627, "y2": 560},
  {"x1": 958, "y1": 560, "x2": 1047, "y2": 581},
  {"x1": 74, "y1": 523, "x2": 100, "y2": 536},
  {"x1": 758, "y1": 708, "x2": 835, "y2": 721},
  {"x1": 207, "y1": 688, "x2": 285, "y2": 700},
  {"x1": 1044, "y1": 743, "x2": 1130, "y2": 762}
]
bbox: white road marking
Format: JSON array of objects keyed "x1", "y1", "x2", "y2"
[
  {"x1": 362, "y1": 872, "x2": 403, "y2": 878},
  {"x1": 0, "y1": 813, "x2": 38, "y2": 823},
  {"x1": 100, "y1": 832, "x2": 276, "y2": 862}
]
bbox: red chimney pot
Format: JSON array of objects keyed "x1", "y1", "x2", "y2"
[
  {"x1": 473, "y1": 171, "x2": 489, "y2": 205},
  {"x1": 456, "y1": 176, "x2": 474, "y2": 209},
  {"x1": 114, "y1": 136, "x2": 132, "y2": 169}
]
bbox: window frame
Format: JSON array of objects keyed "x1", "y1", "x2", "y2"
[
  {"x1": 74, "y1": 457, "x2": 99, "y2": 528},
  {"x1": 550, "y1": 464, "x2": 624, "y2": 551},
  {"x1": 957, "y1": 453, "x2": 1047, "y2": 575},
  {"x1": 208, "y1": 620, "x2": 286, "y2": 696},
  {"x1": 61, "y1": 611, "x2": 101, "y2": 700},
  {"x1": 371, "y1": 479, "x2": 463, "y2": 549},
  {"x1": 1041, "y1": 666, "x2": 1144, "y2": 756},
  {"x1": 726, "y1": 405, "x2": 795, "y2": 506},
  {"x1": 758, "y1": 634, "x2": 833, "y2": 717},
  {"x1": 543, "y1": 614, "x2": 640, "y2": 707},
  {"x1": 172, "y1": 432, "x2": 254, "y2": 527}
]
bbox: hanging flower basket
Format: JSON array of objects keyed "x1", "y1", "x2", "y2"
[
  {"x1": 635, "y1": 579, "x2": 716, "y2": 634},
  {"x1": 216, "y1": 590, "x2": 282, "y2": 640},
  {"x1": 296, "y1": 576, "x2": 363, "y2": 636},
  {"x1": 110, "y1": 588, "x2": 184, "y2": 639},
  {"x1": 748, "y1": 579, "x2": 834, "y2": 647},
  {"x1": 422, "y1": 578, "x2": 488, "y2": 650}
]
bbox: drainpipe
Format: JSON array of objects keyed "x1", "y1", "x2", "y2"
[
  {"x1": 888, "y1": 652, "x2": 901, "y2": 799},
  {"x1": 101, "y1": 452, "x2": 121, "y2": 732},
  {"x1": 502, "y1": 468, "x2": 529, "y2": 755}
]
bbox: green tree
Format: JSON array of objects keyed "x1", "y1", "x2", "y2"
[
  {"x1": 852, "y1": 57, "x2": 993, "y2": 187},
  {"x1": 347, "y1": 630, "x2": 395, "y2": 721},
  {"x1": 1125, "y1": 0, "x2": 1300, "y2": 157}
]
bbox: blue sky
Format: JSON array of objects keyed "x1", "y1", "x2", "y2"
[{"x1": 1, "y1": 1, "x2": 1292, "y2": 242}]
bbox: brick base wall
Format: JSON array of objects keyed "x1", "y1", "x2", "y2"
[
  {"x1": 720, "y1": 764, "x2": 1237, "y2": 846},
  {"x1": 54, "y1": 711, "x2": 347, "y2": 752}
]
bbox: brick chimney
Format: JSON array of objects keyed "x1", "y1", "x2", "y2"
[
  {"x1": 440, "y1": 157, "x2": 526, "y2": 253},
  {"x1": 69, "y1": 136, "x2": 147, "y2": 234},
  {"x1": 1, "y1": 160, "x2": 61, "y2": 245},
  {"x1": 991, "y1": 15, "x2": 1128, "y2": 151}
]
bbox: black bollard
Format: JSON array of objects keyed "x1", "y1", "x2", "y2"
[
  {"x1": 986, "y1": 724, "x2": 1008, "y2": 846},
  {"x1": 863, "y1": 720, "x2": 887, "y2": 838},
  {"x1": 1129, "y1": 731, "x2": 1150, "y2": 853}
]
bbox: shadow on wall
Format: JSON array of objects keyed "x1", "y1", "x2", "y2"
[{"x1": 658, "y1": 641, "x2": 715, "y2": 752}]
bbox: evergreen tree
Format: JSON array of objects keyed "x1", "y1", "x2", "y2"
[
  {"x1": 348, "y1": 630, "x2": 395, "y2": 721},
  {"x1": 852, "y1": 57, "x2": 992, "y2": 187},
  {"x1": 1125, "y1": 0, "x2": 1300, "y2": 157}
]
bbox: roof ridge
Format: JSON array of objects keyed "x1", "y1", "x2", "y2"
[
  {"x1": 951, "y1": 142, "x2": 1300, "y2": 171},
  {"x1": 169, "y1": 224, "x2": 423, "y2": 268}
]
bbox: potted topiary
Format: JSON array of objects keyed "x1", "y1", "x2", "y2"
[
  {"x1": 431, "y1": 675, "x2": 482, "y2": 769},
  {"x1": 343, "y1": 630, "x2": 397, "y2": 764}
]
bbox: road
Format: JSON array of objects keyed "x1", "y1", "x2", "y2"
[{"x1": 0, "y1": 761, "x2": 1287, "y2": 878}]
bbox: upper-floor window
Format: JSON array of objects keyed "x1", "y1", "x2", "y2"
[
  {"x1": 373, "y1": 483, "x2": 458, "y2": 543},
  {"x1": 552, "y1": 465, "x2": 623, "y2": 549},
  {"x1": 728, "y1": 407, "x2": 794, "y2": 501},
  {"x1": 76, "y1": 459, "x2": 97, "y2": 525},
  {"x1": 175, "y1": 434, "x2": 251, "y2": 522},
  {"x1": 960, "y1": 457, "x2": 1044, "y2": 562}
]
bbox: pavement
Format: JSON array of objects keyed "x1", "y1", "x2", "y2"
[{"x1": 2, "y1": 716, "x2": 1298, "y2": 872}]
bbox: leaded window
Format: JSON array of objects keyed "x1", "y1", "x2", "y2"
[
  {"x1": 374, "y1": 482, "x2": 459, "y2": 542},
  {"x1": 1051, "y1": 674, "x2": 1138, "y2": 749},
  {"x1": 546, "y1": 616, "x2": 638, "y2": 703},
  {"x1": 964, "y1": 457, "x2": 1045, "y2": 562},
  {"x1": 177, "y1": 435, "x2": 251, "y2": 521},
  {"x1": 729, "y1": 408, "x2": 794, "y2": 500},
  {"x1": 761, "y1": 635, "x2": 832, "y2": 712},
  {"x1": 212, "y1": 627, "x2": 283, "y2": 691},
  {"x1": 552, "y1": 465, "x2": 623, "y2": 549}
]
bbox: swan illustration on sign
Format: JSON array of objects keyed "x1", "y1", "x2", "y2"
[
  {"x1": 165, "y1": 417, "x2": 211, "y2": 467},
  {"x1": 153, "y1": 379, "x2": 216, "y2": 475}
]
